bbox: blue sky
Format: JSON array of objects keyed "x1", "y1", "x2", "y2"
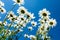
[{"x1": 0, "y1": 0, "x2": 60, "y2": 40}]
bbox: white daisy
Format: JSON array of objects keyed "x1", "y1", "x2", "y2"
[
  {"x1": 15, "y1": 29, "x2": 23, "y2": 32},
  {"x1": 47, "y1": 18, "x2": 57, "y2": 28},
  {"x1": 26, "y1": 12, "x2": 35, "y2": 19},
  {"x1": 38, "y1": 25, "x2": 45, "y2": 33},
  {"x1": 17, "y1": 6, "x2": 27, "y2": 14},
  {"x1": 0, "y1": 1, "x2": 4, "y2": 7},
  {"x1": 38, "y1": 19, "x2": 45, "y2": 24},
  {"x1": 13, "y1": 0, "x2": 24, "y2": 6},
  {"x1": 3, "y1": 21, "x2": 8, "y2": 26},
  {"x1": 24, "y1": 34, "x2": 29, "y2": 38},
  {"x1": 38, "y1": 23, "x2": 51, "y2": 35},
  {"x1": 24, "y1": 19, "x2": 30, "y2": 23},
  {"x1": 28, "y1": 26, "x2": 33, "y2": 31},
  {"x1": 20, "y1": 23, "x2": 26, "y2": 27},
  {"x1": 8, "y1": 11, "x2": 17, "y2": 21},
  {"x1": 44, "y1": 23, "x2": 50, "y2": 31},
  {"x1": 0, "y1": 7, "x2": 6, "y2": 14},
  {"x1": 18, "y1": 15, "x2": 26, "y2": 21},
  {"x1": 29, "y1": 35, "x2": 36, "y2": 40},
  {"x1": 15, "y1": 29, "x2": 22, "y2": 33},
  {"x1": 42, "y1": 16, "x2": 50, "y2": 22},
  {"x1": 7, "y1": 11, "x2": 15, "y2": 18},
  {"x1": 31, "y1": 21, "x2": 37, "y2": 27},
  {"x1": 39, "y1": 8, "x2": 50, "y2": 18}
]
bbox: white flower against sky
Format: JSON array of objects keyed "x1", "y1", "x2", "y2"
[
  {"x1": 0, "y1": 7, "x2": 6, "y2": 14},
  {"x1": 18, "y1": 15, "x2": 26, "y2": 21},
  {"x1": 29, "y1": 35, "x2": 36, "y2": 40},
  {"x1": 13, "y1": 0, "x2": 24, "y2": 6},
  {"x1": 39, "y1": 8, "x2": 50, "y2": 18},
  {"x1": 17, "y1": 6, "x2": 28, "y2": 14},
  {"x1": 38, "y1": 18, "x2": 45, "y2": 24},
  {"x1": 38, "y1": 25, "x2": 45, "y2": 34},
  {"x1": 17, "y1": 29, "x2": 23, "y2": 32},
  {"x1": 30, "y1": 13, "x2": 35, "y2": 19},
  {"x1": 26, "y1": 12, "x2": 35, "y2": 19},
  {"x1": 3, "y1": 21, "x2": 8, "y2": 26},
  {"x1": 7, "y1": 11, "x2": 17, "y2": 21},
  {"x1": 31, "y1": 21, "x2": 37, "y2": 27},
  {"x1": 24, "y1": 34, "x2": 29, "y2": 38},
  {"x1": 47, "y1": 18, "x2": 57, "y2": 28},
  {"x1": 0, "y1": 1, "x2": 4, "y2": 7},
  {"x1": 7, "y1": 11, "x2": 15, "y2": 18},
  {"x1": 19, "y1": 22, "x2": 26, "y2": 27},
  {"x1": 38, "y1": 24, "x2": 49, "y2": 35},
  {"x1": 28, "y1": 26, "x2": 33, "y2": 31}
]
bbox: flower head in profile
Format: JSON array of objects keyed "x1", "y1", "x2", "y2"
[
  {"x1": 13, "y1": 0, "x2": 24, "y2": 6},
  {"x1": 29, "y1": 35, "x2": 36, "y2": 40}
]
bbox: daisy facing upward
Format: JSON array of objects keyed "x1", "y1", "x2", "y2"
[{"x1": 13, "y1": 0, "x2": 24, "y2": 6}]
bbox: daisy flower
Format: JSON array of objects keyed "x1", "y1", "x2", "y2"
[
  {"x1": 15, "y1": 29, "x2": 23, "y2": 33},
  {"x1": 39, "y1": 8, "x2": 50, "y2": 18},
  {"x1": 24, "y1": 34, "x2": 29, "y2": 38},
  {"x1": 38, "y1": 24, "x2": 49, "y2": 35},
  {"x1": 47, "y1": 18, "x2": 57, "y2": 28},
  {"x1": 7, "y1": 11, "x2": 17, "y2": 21},
  {"x1": 18, "y1": 15, "x2": 26, "y2": 21},
  {"x1": 31, "y1": 21, "x2": 37, "y2": 27},
  {"x1": 26, "y1": 13, "x2": 35, "y2": 19},
  {"x1": 0, "y1": 1, "x2": 4, "y2": 7},
  {"x1": 17, "y1": 6, "x2": 27, "y2": 15},
  {"x1": 13, "y1": 0, "x2": 24, "y2": 6},
  {"x1": 28, "y1": 26, "x2": 33, "y2": 31},
  {"x1": 38, "y1": 25, "x2": 45, "y2": 34},
  {"x1": 19, "y1": 29, "x2": 23, "y2": 32},
  {"x1": 0, "y1": 7, "x2": 6, "y2": 14},
  {"x1": 29, "y1": 35, "x2": 36, "y2": 40},
  {"x1": 38, "y1": 19, "x2": 45, "y2": 24},
  {"x1": 3, "y1": 21, "x2": 8, "y2": 26}
]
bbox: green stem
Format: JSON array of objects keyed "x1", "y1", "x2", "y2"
[{"x1": 1, "y1": 4, "x2": 17, "y2": 40}]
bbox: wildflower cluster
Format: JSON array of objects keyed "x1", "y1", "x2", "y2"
[
  {"x1": 0, "y1": 0, "x2": 57, "y2": 40},
  {"x1": 36, "y1": 9, "x2": 57, "y2": 40}
]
